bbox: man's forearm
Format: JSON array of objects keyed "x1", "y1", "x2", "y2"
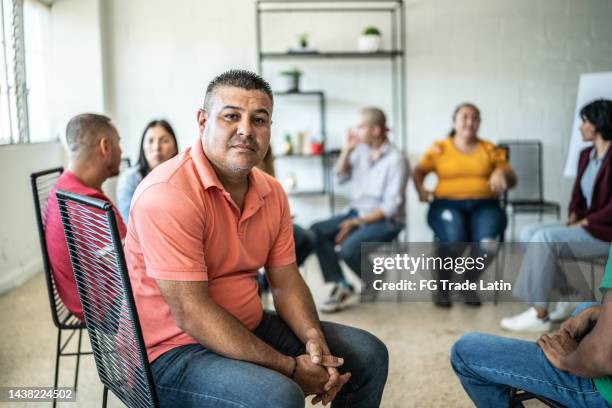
[
  {"x1": 181, "y1": 299, "x2": 294, "y2": 376},
  {"x1": 359, "y1": 209, "x2": 386, "y2": 224},
  {"x1": 272, "y1": 269, "x2": 325, "y2": 345},
  {"x1": 335, "y1": 147, "x2": 353, "y2": 176}
]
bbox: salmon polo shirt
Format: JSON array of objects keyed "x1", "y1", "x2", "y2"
[{"x1": 124, "y1": 138, "x2": 296, "y2": 363}]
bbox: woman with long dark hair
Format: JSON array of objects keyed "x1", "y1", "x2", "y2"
[{"x1": 116, "y1": 119, "x2": 179, "y2": 223}]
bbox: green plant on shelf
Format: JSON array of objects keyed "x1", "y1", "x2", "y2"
[
  {"x1": 298, "y1": 33, "x2": 309, "y2": 48},
  {"x1": 362, "y1": 26, "x2": 381, "y2": 36},
  {"x1": 280, "y1": 68, "x2": 303, "y2": 92},
  {"x1": 280, "y1": 68, "x2": 303, "y2": 77}
]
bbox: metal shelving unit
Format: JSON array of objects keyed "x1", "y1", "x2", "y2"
[{"x1": 256, "y1": 0, "x2": 406, "y2": 213}]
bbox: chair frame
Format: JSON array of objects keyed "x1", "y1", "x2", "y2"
[
  {"x1": 509, "y1": 387, "x2": 567, "y2": 408},
  {"x1": 56, "y1": 189, "x2": 160, "y2": 408},
  {"x1": 30, "y1": 167, "x2": 92, "y2": 407},
  {"x1": 498, "y1": 140, "x2": 561, "y2": 239}
]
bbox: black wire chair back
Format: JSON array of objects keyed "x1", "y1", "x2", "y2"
[
  {"x1": 31, "y1": 167, "x2": 84, "y2": 329},
  {"x1": 31, "y1": 168, "x2": 92, "y2": 406},
  {"x1": 56, "y1": 190, "x2": 159, "y2": 408}
]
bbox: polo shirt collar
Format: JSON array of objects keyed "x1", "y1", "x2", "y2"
[{"x1": 190, "y1": 137, "x2": 272, "y2": 199}]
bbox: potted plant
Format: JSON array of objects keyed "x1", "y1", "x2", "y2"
[
  {"x1": 280, "y1": 68, "x2": 303, "y2": 92},
  {"x1": 298, "y1": 33, "x2": 309, "y2": 49},
  {"x1": 358, "y1": 26, "x2": 382, "y2": 52}
]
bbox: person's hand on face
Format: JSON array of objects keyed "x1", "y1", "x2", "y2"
[{"x1": 344, "y1": 129, "x2": 359, "y2": 152}]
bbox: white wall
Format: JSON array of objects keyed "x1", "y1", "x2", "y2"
[
  {"x1": 0, "y1": 0, "x2": 106, "y2": 294},
  {"x1": 49, "y1": 0, "x2": 105, "y2": 140},
  {"x1": 0, "y1": 142, "x2": 63, "y2": 294},
  {"x1": 100, "y1": 0, "x2": 612, "y2": 239}
]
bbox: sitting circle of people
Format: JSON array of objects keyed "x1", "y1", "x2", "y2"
[{"x1": 43, "y1": 67, "x2": 612, "y2": 407}]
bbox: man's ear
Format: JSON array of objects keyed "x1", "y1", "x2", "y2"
[
  {"x1": 99, "y1": 135, "x2": 109, "y2": 156},
  {"x1": 197, "y1": 109, "x2": 207, "y2": 132}
]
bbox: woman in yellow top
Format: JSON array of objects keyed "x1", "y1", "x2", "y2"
[{"x1": 413, "y1": 103, "x2": 517, "y2": 307}]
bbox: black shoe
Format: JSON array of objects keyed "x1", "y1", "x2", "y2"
[
  {"x1": 433, "y1": 291, "x2": 452, "y2": 308},
  {"x1": 463, "y1": 290, "x2": 482, "y2": 307}
]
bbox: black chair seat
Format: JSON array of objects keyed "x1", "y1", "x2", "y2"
[{"x1": 510, "y1": 200, "x2": 561, "y2": 214}]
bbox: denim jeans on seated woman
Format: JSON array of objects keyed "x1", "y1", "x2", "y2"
[
  {"x1": 150, "y1": 311, "x2": 389, "y2": 408},
  {"x1": 427, "y1": 199, "x2": 506, "y2": 284}
]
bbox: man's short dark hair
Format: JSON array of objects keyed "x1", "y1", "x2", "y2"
[
  {"x1": 203, "y1": 70, "x2": 273, "y2": 112},
  {"x1": 65, "y1": 113, "x2": 114, "y2": 156},
  {"x1": 580, "y1": 99, "x2": 612, "y2": 141}
]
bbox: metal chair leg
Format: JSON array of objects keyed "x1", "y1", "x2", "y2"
[
  {"x1": 53, "y1": 329, "x2": 62, "y2": 408},
  {"x1": 102, "y1": 386, "x2": 108, "y2": 408},
  {"x1": 74, "y1": 328, "x2": 83, "y2": 391}
]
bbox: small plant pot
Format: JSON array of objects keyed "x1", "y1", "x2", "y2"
[{"x1": 358, "y1": 34, "x2": 381, "y2": 52}]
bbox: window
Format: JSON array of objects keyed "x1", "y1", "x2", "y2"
[{"x1": 0, "y1": 0, "x2": 52, "y2": 145}]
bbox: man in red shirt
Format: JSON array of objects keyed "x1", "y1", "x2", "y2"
[{"x1": 45, "y1": 113, "x2": 125, "y2": 320}]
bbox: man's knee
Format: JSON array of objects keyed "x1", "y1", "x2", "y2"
[
  {"x1": 266, "y1": 379, "x2": 305, "y2": 408},
  {"x1": 310, "y1": 220, "x2": 331, "y2": 239},
  {"x1": 353, "y1": 330, "x2": 389, "y2": 378},
  {"x1": 451, "y1": 332, "x2": 486, "y2": 372},
  {"x1": 338, "y1": 243, "x2": 360, "y2": 263}
]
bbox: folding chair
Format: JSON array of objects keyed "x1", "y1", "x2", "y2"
[
  {"x1": 56, "y1": 190, "x2": 159, "y2": 407},
  {"x1": 30, "y1": 167, "x2": 92, "y2": 407},
  {"x1": 497, "y1": 140, "x2": 561, "y2": 239},
  {"x1": 509, "y1": 387, "x2": 567, "y2": 408}
]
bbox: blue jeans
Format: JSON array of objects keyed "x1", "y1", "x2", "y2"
[
  {"x1": 451, "y1": 303, "x2": 609, "y2": 408},
  {"x1": 151, "y1": 311, "x2": 389, "y2": 407},
  {"x1": 428, "y1": 199, "x2": 506, "y2": 284},
  {"x1": 310, "y1": 210, "x2": 404, "y2": 283},
  {"x1": 427, "y1": 199, "x2": 506, "y2": 242},
  {"x1": 294, "y1": 224, "x2": 316, "y2": 266}
]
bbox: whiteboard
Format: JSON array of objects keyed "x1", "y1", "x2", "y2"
[{"x1": 564, "y1": 72, "x2": 612, "y2": 178}]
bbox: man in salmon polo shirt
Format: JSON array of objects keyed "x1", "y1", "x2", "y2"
[
  {"x1": 45, "y1": 113, "x2": 126, "y2": 321},
  {"x1": 124, "y1": 70, "x2": 389, "y2": 407}
]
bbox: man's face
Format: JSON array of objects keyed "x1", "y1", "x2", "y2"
[
  {"x1": 354, "y1": 114, "x2": 377, "y2": 144},
  {"x1": 198, "y1": 86, "x2": 272, "y2": 175}
]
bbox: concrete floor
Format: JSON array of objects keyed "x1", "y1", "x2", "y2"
[{"x1": 0, "y1": 265, "x2": 546, "y2": 408}]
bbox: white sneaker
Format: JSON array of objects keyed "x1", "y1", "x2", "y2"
[
  {"x1": 319, "y1": 285, "x2": 357, "y2": 313},
  {"x1": 500, "y1": 307, "x2": 551, "y2": 332},
  {"x1": 549, "y1": 302, "x2": 580, "y2": 322}
]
